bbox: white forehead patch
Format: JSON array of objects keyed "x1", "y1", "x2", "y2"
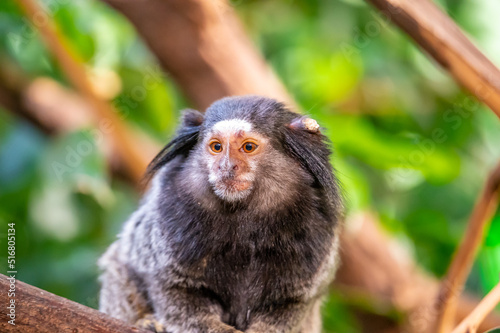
[{"x1": 211, "y1": 119, "x2": 252, "y2": 135}]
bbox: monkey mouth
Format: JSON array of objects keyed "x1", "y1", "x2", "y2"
[
  {"x1": 217, "y1": 179, "x2": 251, "y2": 192},
  {"x1": 212, "y1": 178, "x2": 253, "y2": 201},
  {"x1": 208, "y1": 171, "x2": 255, "y2": 201}
]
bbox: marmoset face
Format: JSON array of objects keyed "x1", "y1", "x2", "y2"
[{"x1": 202, "y1": 118, "x2": 269, "y2": 202}]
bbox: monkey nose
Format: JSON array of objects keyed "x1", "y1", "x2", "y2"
[
  {"x1": 219, "y1": 164, "x2": 236, "y2": 171},
  {"x1": 219, "y1": 161, "x2": 239, "y2": 172},
  {"x1": 219, "y1": 165, "x2": 239, "y2": 180}
]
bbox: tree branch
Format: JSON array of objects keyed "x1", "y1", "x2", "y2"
[
  {"x1": 337, "y1": 213, "x2": 500, "y2": 333},
  {"x1": 365, "y1": 0, "x2": 500, "y2": 120},
  {"x1": 0, "y1": 62, "x2": 157, "y2": 183},
  {"x1": 0, "y1": 274, "x2": 149, "y2": 333},
  {"x1": 451, "y1": 281, "x2": 500, "y2": 333},
  {"x1": 101, "y1": 0, "x2": 295, "y2": 111},
  {"x1": 16, "y1": 0, "x2": 150, "y2": 183},
  {"x1": 435, "y1": 162, "x2": 500, "y2": 332},
  {"x1": 0, "y1": 57, "x2": 61, "y2": 134},
  {"x1": 0, "y1": 62, "x2": 94, "y2": 134}
]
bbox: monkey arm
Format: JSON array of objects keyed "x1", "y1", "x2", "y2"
[
  {"x1": 146, "y1": 280, "x2": 243, "y2": 333},
  {"x1": 98, "y1": 242, "x2": 153, "y2": 323}
]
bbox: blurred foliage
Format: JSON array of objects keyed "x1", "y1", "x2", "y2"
[{"x1": 0, "y1": 0, "x2": 500, "y2": 331}]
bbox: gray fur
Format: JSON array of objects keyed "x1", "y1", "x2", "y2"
[{"x1": 99, "y1": 96, "x2": 343, "y2": 333}]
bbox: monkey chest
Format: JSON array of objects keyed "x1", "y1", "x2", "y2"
[
  {"x1": 192, "y1": 240, "x2": 318, "y2": 327},
  {"x1": 167, "y1": 212, "x2": 329, "y2": 328}
]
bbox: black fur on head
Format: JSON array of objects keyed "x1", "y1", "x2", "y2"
[
  {"x1": 144, "y1": 109, "x2": 204, "y2": 183},
  {"x1": 144, "y1": 95, "x2": 340, "y2": 206}
]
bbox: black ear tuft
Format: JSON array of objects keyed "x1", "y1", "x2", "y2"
[
  {"x1": 143, "y1": 109, "x2": 204, "y2": 183},
  {"x1": 283, "y1": 116, "x2": 338, "y2": 202}
]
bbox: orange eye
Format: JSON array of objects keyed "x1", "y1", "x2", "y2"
[
  {"x1": 242, "y1": 142, "x2": 258, "y2": 153},
  {"x1": 210, "y1": 141, "x2": 223, "y2": 153}
]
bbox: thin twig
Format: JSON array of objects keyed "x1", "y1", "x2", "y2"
[
  {"x1": 435, "y1": 162, "x2": 500, "y2": 332},
  {"x1": 451, "y1": 281, "x2": 500, "y2": 333},
  {"x1": 362, "y1": 0, "x2": 500, "y2": 330},
  {"x1": 16, "y1": 0, "x2": 150, "y2": 183}
]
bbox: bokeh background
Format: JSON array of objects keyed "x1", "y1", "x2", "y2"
[{"x1": 1, "y1": 0, "x2": 500, "y2": 332}]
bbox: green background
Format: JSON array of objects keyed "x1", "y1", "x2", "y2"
[{"x1": 1, "y1": 0, "x2": 500, "y2": 331}]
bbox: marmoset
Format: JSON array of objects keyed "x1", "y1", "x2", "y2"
[{"x1": 99, "y1": 95, "x2": 343, "y2": 333}]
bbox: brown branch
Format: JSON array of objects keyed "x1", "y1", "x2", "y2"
[
  {"x1": 16, "y1": 0, "x2": 150, "y2": 183},
  {"x1": 0, "y1": 62, "x2": 158, "y2": 183},
  {"x1": 337, "y1": 213, "x2": 500, "y2": 333},
  {"x1": 0, "y1": 57, "x2": 57, "y2": 134},
  {"x1": 451, "y1": 281, "x2": 500, "y2": 333},
  {"x1": 365, "y1": 0, "x2": 500, "y2": 120},
  {"x1": 435, "y1": 162, "x2": 500, "y2": 332},
  {"x1": 0, "y1": 274, "x2": 149, "y2": 333},
  {"x1": 101, "y1": 0, "x2": 295, "y2": 111}
]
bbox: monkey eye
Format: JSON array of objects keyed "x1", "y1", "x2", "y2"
[
  {"x1": 242, "y1": 142, "x2": 258, "y2": 153},
  {"x1": 210, "y1": 141, "x2": 223, "y2": 153}
]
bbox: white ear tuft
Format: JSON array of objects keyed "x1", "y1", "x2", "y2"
[{"x1": 289, "y1": 116, "x2": 320, "y2": 133}]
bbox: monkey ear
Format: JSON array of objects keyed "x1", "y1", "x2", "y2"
[
  {"x1": 181, "y1": 108, "x2": 204, "y2": 127},
  {"x1": 288, "y1": 116, "x2": 321, "y2": 134},
  {"x1": 283, "y1": 116, "x2": 337, "y2": 199},
  {"x1": 143, "y1": 109, "x2": 204, "y2": 184}
]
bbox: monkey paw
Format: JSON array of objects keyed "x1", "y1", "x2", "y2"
[{"x1": 135, "y1": 314, "x2": 170, "y2": 333}]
